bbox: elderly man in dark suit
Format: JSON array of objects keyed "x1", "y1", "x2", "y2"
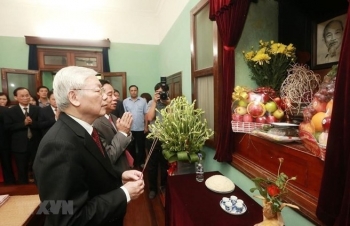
[
  {"x1": 4, "y1": 87, "x2": 41, "y2": 184},
  {"x1": 33, "y1": 66, "x2": 144, "y2": 226},
  {"x1": 93, "y1": 80, "x2": 133, "y2": 172}
]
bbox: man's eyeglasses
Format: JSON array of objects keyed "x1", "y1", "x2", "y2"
[{"x1": 72, "y1": 87, "x2": 106, "y2": 95}]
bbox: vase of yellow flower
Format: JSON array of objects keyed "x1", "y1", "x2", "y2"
[
  {"x1": 243, "y1": 40, "x2": 296, "y2": 92},
  {"x1": 250, "y1": 158, "x2": 299, "y2": 226}
]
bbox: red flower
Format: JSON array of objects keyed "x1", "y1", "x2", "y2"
[{"x1": 267, "y1": 184, "x2": 280, "y2": 197}]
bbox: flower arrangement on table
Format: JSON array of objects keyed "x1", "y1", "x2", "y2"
[
  {"x1": 242, "y1": 40, "x2": 296, "y2": 91},
  {"x1": 147, "y1": 96, "x2": 214, "y2": 164},
  {"x1": 250, "y1": 158, "x2": 299, "y2": 225}
]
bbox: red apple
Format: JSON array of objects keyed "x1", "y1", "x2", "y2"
[
  {"x1": 247, "y1": 102, "x2": 266, "y2": 118},
  {"x1": 260, "y1": 93, "x2": 270, "y2": 103},
  {"x1": 232, "y1": 113, "x2": 243, "y2": 122},
  {"x1": 311, "y1": 97, "x2": 327, "y2": 112},
  {"x1": 255, "y1": 116, "x2": 266, "y2": 123},
  {"x1": 266, "y1": 115, "x2": 277, "y2": 123},
  {"x1": 273, "y1": 109, "x2": 285, "y2": 119},
  {"x1": 242, "y1": 114, "x2": 253, "y2": 122},
  {"x1": 273, "y1": 97, "x2": 282, "y2": 108},
  {"x1": 281, "y1": 97, "x2": 292, "y2": 110},
  {"x1": 302, "y1": 107, "x2": 313, "y2": 121},
  {"x1": 322, "y1": 116, "x2": 331, "y2": 132}
]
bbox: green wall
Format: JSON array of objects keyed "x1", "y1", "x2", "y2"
[
  {"x1": 0, "y1": 40, "x2": 159, "y2": 97},
  {"x1": 235, "y1": 0, "x2": 279, "y2": 89},
  {"x1": 108, "y1": 43, "x2": 159, "y2": 96},
  {"x1": 0, "y1": 36, "x2": 29, "y2": 90}
]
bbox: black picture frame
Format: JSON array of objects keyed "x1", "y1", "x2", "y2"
[{"x1": 311, "y1": 13, "x2": 347, "y2": 69}]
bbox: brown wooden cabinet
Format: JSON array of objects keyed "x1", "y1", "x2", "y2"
[
  {"x1": 232, "y1": 133, "x2": 324, "y2": 225},
  {"x1": 38, "y1": 49, "x2": 103, "y2": 72}
]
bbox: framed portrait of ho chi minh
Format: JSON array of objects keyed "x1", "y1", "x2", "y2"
[{"x1": 312, "y1": 13, "x2": 347, "y2": 69}]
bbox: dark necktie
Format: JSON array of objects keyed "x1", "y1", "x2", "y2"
[
  {"x1": 91, "y1": 128, "x2": 105, "y2": 157},
  {"x1": 108, "y1": 115, "x2": 117, "y2": 131},
  {"x1": 23, "y1": 107, "x2": 32, "y2": 139}
]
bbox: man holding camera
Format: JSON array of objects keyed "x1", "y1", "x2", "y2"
[{"x1": 146, "y1": 82, "x2": 171, "y2": 199}]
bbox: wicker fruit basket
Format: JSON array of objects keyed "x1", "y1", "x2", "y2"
[{"x1": 231, "y1": 121, "x2": 265, "y2": 133}]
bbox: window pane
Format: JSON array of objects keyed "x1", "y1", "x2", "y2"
[
  {"x1": 196, "y1": 75, "x2": 214, "y2": 137},
  {"x1": 44, "y1": 55, "x2": 67, "y2": 66},
  {"x1": 105, "y1": 77, "x2": 124, "y2": 100},
  {"x1": 195, "y1": 3, "x2": 213, "y2": 70},
  {"x1": 75, "y1": 57, "x2": 97, "y2": 67},
  {"x1": 7, "y1": 73, "x2": 36, "y2": 100}
]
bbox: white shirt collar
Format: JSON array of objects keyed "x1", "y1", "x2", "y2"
[
  {"x1": 104, "y1": 114, "x2": 110, "y2": 120},
  {"x1": 66, "y1": 114, "x2": 93, "y2": 135},
  {"x1": 19, "y1": 104, "x2": 30, "y2": 112}
]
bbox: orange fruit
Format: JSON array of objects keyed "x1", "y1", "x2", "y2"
[
  {"x1": 325, "y1": 99, "x2": 333, "y2": 117},
  {"x1": 311, "y1": 112, "x2": 326, "y2": 132},
  {"x1": 299, "y1": 122, "x2": 315, "y2": 134}
]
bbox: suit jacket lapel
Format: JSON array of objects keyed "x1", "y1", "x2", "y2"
[
  {"x1": 59, "y1": 113, "x2": 118, "y2": 178},
  {"x1": 101, "y1": 116, "x2": 117, "y2": 133},
  {"x1": 15, "y1": 105, "x2": 26, "y2": 120}
]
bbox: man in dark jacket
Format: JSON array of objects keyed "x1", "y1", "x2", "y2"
[{"x1": 34, "y1": 66, "x2": 144, "y2": 226}]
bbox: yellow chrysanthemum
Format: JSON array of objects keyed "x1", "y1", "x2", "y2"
[
  {"x1": 286, "y1": 44, "x2": 295, "y2": 52},
  {"x1": 242, "y1": 39, "x2": 296, "y2": 91},
  {"x1": 244, "y1": 51, "x2": 255, "y2": 60},
  {"x1": 252, "y1": 53, "x2": 271, "y2": 65}
]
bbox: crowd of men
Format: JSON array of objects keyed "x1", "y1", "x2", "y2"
[{"x1": 0, "y1": 66, "x2": 171, "y2": 225}]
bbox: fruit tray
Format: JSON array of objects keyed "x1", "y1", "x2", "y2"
[{"x1": 231, "y1": 121, "x2": 265, "y2": 133}]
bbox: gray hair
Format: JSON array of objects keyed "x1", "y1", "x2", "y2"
[{"x1": 53, "y1": 66, "x2": 98, "y2": 111}]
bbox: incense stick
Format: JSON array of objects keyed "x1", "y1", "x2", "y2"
[{"x1": 142, "y1": 137, "x2": 159, "y2": 174}]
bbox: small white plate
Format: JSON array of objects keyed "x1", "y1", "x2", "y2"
[
  {"x1": 219, "y1": 200, "x2": 247, "y2": 215},
  {"x1": 271, "y1": 122, "x2": 299, "y2": 127},
  {"x1": 205, "y1": 175, "x2": 235, "y2": 194}
]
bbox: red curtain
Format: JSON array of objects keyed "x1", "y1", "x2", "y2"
[
  {"x1": 209, "y1": 0, "x2": 251, "y2": 162},
  {"x1": 316, "y1": 2, "x2": 350, "y2": 225}
]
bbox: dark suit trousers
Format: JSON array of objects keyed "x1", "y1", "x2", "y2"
[
  {"x1": 129, "y1": 131, "x2": 146, "y2": 167},
  {"x1": 13, "y1": 151, "x2": 30, "y2": 184},
  {"x1": 13, "y1": 139, "x2": 35, "y2": 184},
  {"x1": 0, "y1": 147, "x2": 15, "y2": 184}
]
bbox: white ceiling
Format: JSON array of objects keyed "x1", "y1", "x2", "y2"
[{"x1": 0, "y1": 0, "x2": 190, "y2": 44}]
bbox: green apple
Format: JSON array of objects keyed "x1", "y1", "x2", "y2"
[
  {"x1": 313, "y1": 131, "x2": 322, "y2": 142},
  {"x1": 265, "y1": 101, "x2": 278, "y2": 113},
  {"x1": 272, "y1": 109, "x2": 284, "y2": 119},
  {"x1": 235, "y1": 106, "x2": 247, "y2": 115},
  {"x1": 238, "y1": 99, "x2": 248, "y2": 107}
]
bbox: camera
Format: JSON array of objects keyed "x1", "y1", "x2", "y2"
[
  {"x1": 159, "y1": 76, "x2": 169, "y2": 101},
  {"x1": 159, "y1": 91, "x2": 169, "y2": 101}
]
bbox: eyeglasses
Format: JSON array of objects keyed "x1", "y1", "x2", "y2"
[{"x1": 72, "y1": 87, "x2": 106, "y2": 95}]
